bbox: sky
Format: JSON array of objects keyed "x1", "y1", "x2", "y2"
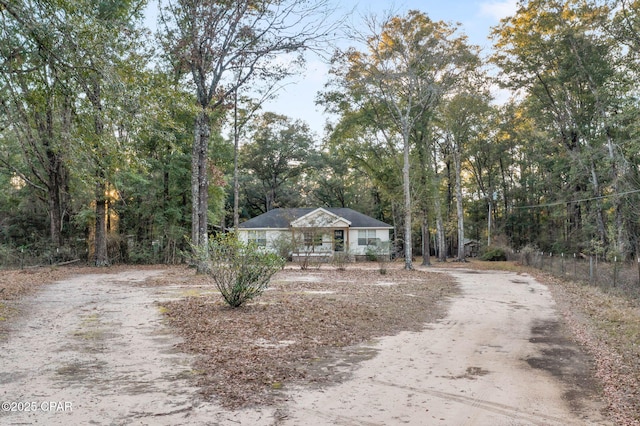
[
  {"x1": 145, "y1": 0, "x2": 519, "y2": 139},
  {"x1": 262, "y1": 0, "x2": 519, "y2": 138}
]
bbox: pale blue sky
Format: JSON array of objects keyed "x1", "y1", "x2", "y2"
[
  {"x1": 145, "y1": 0, "x2": 519, "y2": 138},
  {"x1": 264, "y1": 0, "x2": 519, "y2": 138}
]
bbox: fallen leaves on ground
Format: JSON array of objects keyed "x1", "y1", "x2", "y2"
[
  {"x1": 4, "y1": 260, "x2": 638, "y2": 423},
  {"x1": 156, "y1": 265, "x2": 458, "y2": 409},
  {"x1": 529, "y1": 269, "x2": 640, "y2": 425}
]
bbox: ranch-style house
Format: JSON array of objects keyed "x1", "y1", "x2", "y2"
[{"x1": 237, "y1": 207, "x2": 394, "y2": 261}]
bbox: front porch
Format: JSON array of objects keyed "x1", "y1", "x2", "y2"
[{"x1": 291, "y1": 227, "x2": 350, "y2": 262}]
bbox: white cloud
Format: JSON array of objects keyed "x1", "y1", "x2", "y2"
[{"x1": 479, "y1": 0, "x2": 518, "y2": 21}]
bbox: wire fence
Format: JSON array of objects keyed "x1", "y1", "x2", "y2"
[
  {"x1": 514, "y1": 250, "x2": 640, "y2": 299},
  {"x1": 0, "y1": 243, "x2": 87, "y2": 270}
]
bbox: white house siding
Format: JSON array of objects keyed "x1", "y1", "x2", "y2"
[
  {"x1": 237, "y1": 208, "x2": 393, "y2": 260},
  {"x1": 237, "y1": 229, "x2": 286, "y2": 248},
  {"x1": 347, "y1": 228, "x2": 391, "y2": 256},
  {"x1": 238, "y1": 227, "x2": 391, "y2": 257}
]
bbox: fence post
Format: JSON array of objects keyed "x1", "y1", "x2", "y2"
[
  {"x1": 613, "y1": 256, "x2": 618, "y2": 288},
  {"x1": 561, "y1": 253, "x2": 564, "y2": 275},
  {"x1": 589, "y1": 256, "x2": 594, "y2": 282},
  {"x1": 574, "y1": 253, "x2": 577, "y2": 277}
]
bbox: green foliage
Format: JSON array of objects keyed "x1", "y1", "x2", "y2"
[
  {"x1": 363, "y1": 242, "x2": 390, "y2": 273},
  {"x1": 3, "y1": 0, "x2": 640, "y2": 270},
  {"x1": 365, "y1": 246, "x2": 378, "y2": 262},
  {"x1": 240, "y1": 112, "x2": 314, "y2": 214},
  {"x1": 480, "y1": 247, "x2": 507, "y2": 262},
  {"x1": 201, "y1": 234, "x2": 284, "y2": 308}
]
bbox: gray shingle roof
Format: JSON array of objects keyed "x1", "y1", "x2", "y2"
[{"x1": 238, "y1": 208, "x2": 393, "y2": 229}]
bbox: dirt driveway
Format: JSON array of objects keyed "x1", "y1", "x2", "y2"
[{"x1": 0, "y1": 267, "x2": 610, "y2": 425}]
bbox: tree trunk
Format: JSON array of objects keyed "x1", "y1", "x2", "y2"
[
  {"x1": 95, "y1": 179, "x2": 109, "y2": 266},
  {"x1": 435, "y1": 206, "x2": 446, "y2": 261},
  {"x1": 454, "y1": 148, "x2": 465, "y2": 261},
  {"x1": 432, "y1": 164, "x2": 447, "y2": 262},
  {"x1": 233, "y1": 91, "x2": 240, "y2": 232},
  {"x1": 48, "y1": 182, "x2": 62, "y2": 249},
  {"x1": 589, "y1": 162, "x2": 607, "y2": 246},
  {"x1": 402, "y1": 129, "x2": 413, "y2": 270},
  {"x1": 44, "y1": 113, "x2": 65, "y2": 249},
  {"x1": 487, "y1": 199, "x2": 492, "y2": 247},
  {"x1": 89, "y1": 85, "x2": 109, "y2": 267},
  {"x1": 637, "y1": 247, "x2": 640, "y2": 286},
  {"x1": 191, "y1": 109, "x2": 210, "y2": 272},
  {"x1": 422, "y1": 212, "x2": 431, "y2": 266}
]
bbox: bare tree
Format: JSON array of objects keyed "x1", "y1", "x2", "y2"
[
  {"x1": 159, "y1": 0, "x2": 336, "y2": 270},
  {"x1": 330, "y1": 10, "x2": 477, "y2": 269}
]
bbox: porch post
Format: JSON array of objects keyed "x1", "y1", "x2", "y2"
[{"x1": 345, "y1": 227, "x2": 350, "y2": 254}]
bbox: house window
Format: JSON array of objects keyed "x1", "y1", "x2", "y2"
[
  {"x1": 358, "y1": 230, "x2": 377, "y2": 246},
  {"x1": 304, "y1": 231, "x2": 323, "y2": 247},
  {"x1": 248, "y1": 230, "x2": 267, "y2": 247}
]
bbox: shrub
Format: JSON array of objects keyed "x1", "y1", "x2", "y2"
[
  {"x1": 365, "y1": 246, "x2": 378, "y2": 262},
  {"x1": 297, "y1": 250, "x2": 325, "y2": 270},
  {"x1": 363, "y1": 242, "x2": 390, "y2": 273},
  {"x1": 481, "y1": 247, "x2": 507, "y2": 261},
  {"x1": 270, "y1": 233, "x2": 296, "y2": 262},
  {"x1": 201, "y1": 234, "x2": 285, "y2": 308},
  {"x1": 519, "y1": 244, "x2": 538, "y2": 266},
  {"x1": 333, "y1": 250, "x2": 352, "y2": 271}
]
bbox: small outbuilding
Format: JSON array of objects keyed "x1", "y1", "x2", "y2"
[
  {"x1": 463, "y1": 238, "x2": 479, "y2": 258},
  {"x1": 237, "y1": 207, "x2": 393, "y2": 261}
]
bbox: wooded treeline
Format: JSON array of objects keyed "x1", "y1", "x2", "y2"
[{"x1": 0, "y1": 0, "x2": 639, "y2": 267}]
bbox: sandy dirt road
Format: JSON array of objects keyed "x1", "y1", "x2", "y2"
[
  {"x1": 276, "y1": 268, "x2": 611, "y2": 425},
  {"x1": 0, "y1": 268, "x2": 611, "y2": 425}
]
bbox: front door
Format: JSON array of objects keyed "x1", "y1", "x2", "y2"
[{"x1": 334, "y1": 230, "x2": 344, "y2": 252}]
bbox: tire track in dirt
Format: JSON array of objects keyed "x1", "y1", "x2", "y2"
[
  {"x1": 370, "y1": 379, "x2": 568, "y2": 425},
  {"x1": 274, "y1": 268, "x2": 612, "y2": 426},
  {"x1": 0, "y1": 267, "x2": 614, "y2": 425},
  {"x1": 0, "y1": 270, "x2": 263, "y2": 425}
]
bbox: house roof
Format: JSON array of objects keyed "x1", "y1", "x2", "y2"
[{"x1": 238, "y1": 208, "x2": 393, "y2": 229}]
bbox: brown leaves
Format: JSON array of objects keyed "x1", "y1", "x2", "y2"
[
  {"x1": 542, "y1": 272, "x2": 640, "y2": 425},
  {"x1": 159, "y1": 267, "x2": 458, "y2": 409}
]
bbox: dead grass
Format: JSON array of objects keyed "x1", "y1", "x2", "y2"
[
  {"x1": 2, "y1": 259, "x2": 638, "y2": 423},
  {"x1": 538, "y1": 271, "x2": 640, "y2": 425},
  {"x1": 155, "y1": 264, "x2": 458, "y2": 408}
]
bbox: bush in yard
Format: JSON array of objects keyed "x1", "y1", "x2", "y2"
[
  {"x1": 365, "y1": 246, "x2": 378, "y2": 262},
  {"x1": 332, "y1": 250, "x2": 353, "y2": 271},
  {"x1": 375, "y1": 242, "x2": 391, "y2": 274},
  {"x1": 480, "y1": 247, "x2": 507, "y2": 261},
  {"x1": 270, "y1": 233, "x2": 296, "y2": 263},
  {"x1": 203, "y1": 234, "x2": 285, "y2": 308}
]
